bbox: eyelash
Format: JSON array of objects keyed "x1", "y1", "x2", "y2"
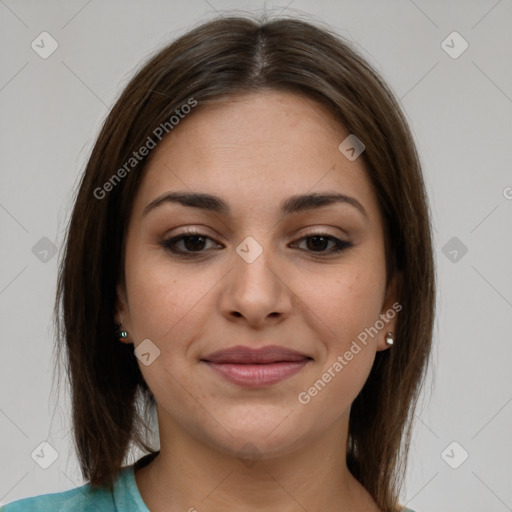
[{"x1": 160, "y1": 229, "x2": 353, "y2": 258}]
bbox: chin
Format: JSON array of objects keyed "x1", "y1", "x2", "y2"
[
  {"x1": 209, "y1": 430, "x2": 302, "y2": 463},
  {"x1": 198, "y1": 406, "x2": 316, "y2": 461}
]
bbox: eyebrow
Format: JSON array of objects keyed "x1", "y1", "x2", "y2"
[{"x1": 142, "y1": 191, "x2": 368, "y2": 219}]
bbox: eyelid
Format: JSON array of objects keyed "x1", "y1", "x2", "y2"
[
  {"x1": 298, "y1": 226, "x2": 346, "y2": 238},
  {"x1": 166, "y1": 225, "x2": 347, "y2": 244},
  {"x1": 160, "y1": 226, "x2": 353, "y2": 258}
]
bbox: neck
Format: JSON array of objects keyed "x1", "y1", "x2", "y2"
[{"x1": 134, "y1": 410, "x2": 379, "y2": 512}]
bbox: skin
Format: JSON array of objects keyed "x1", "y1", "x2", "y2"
[{"x1": 115, "y1": 90, "x2": 399, "y2": 511}]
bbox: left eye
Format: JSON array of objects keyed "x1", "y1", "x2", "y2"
[
  {"x1": 293, "y1": 234, "x2": 352, "y2": 253},
  {"x1": 160, "y1": 231, "x2": 352, "y2": 256}
]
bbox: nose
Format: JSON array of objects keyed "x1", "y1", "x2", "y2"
[{"x1": 220, "y1": 239, "x2": 293, "y2": 327}]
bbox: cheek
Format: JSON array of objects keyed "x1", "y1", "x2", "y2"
[
  {"x1": 125, "y1": 255, "x2": 212, "y2": 403},
  {"x1": 299, "y1": 263, "x2": 386, "y2": 346},
  {"x1": 131, "y1": 283, "x2": 194, "y2": 342},
  {"x1": 295, "y1": 268, "x2": 383, "y2": 416},
  {"x1": 125, "y1": 242, "x2": 223, "y2": 353},
  {"x1": 125, "y1": 243, "x2": 185, "y2": 339}
]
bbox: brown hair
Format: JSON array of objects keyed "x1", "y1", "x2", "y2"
[{"x1": 55, "y1": 13, "x2": 435, "y2": 512}]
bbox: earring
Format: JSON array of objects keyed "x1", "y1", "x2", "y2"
[
  {"x1": 116, "y1": 322, "x2": 130, "y2": 343},
  {"x1": 385, "y1": 331, "x2": 394, "y2": 346}
]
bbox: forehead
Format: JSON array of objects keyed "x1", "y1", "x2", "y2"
[{"x1": 131, "y1": 90, "x2": 381, "y2": 224}]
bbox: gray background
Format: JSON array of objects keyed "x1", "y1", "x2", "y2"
[{"x1": 1, "y1": 1, "x2": 511, "y2": 511}]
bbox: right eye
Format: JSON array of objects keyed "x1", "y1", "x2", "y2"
[{"x1": 160, "y1": 230, "x2": 223, "y2": 257}]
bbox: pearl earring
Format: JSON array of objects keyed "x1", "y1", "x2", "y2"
[{"x1": 385, "y1": 332, "x2": 394, "y2": 346}]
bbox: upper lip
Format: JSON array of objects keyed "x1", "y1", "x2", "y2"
[{"x1": 201, "y1": 345, "x2": 312, "y2": 364}]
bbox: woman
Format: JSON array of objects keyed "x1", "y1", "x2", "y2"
[{"x1": 2, "y1": 14, "x2": 435, "y2": 512}]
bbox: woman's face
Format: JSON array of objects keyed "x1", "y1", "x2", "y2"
[{"x1": 116, "y1": 90, "x2": 398, "y2": 459}]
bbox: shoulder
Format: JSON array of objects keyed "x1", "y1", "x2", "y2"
[
  {"x1": 0, "y1": 480, "x2": 115, "y2": 512},
  {"x1": 0, "y1": 465, "x2": 148, "y2": 512}
]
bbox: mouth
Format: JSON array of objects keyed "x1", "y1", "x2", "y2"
[{"x1": 200, "y1": 345, "x2": 313, "y2": 388}]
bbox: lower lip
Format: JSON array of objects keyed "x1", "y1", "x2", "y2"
[{"x1": 203, "y1": 360, "x2": 309, "y2": 387}]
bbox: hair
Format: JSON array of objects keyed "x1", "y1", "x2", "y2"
[{"x1": 54, "y1": 12, "x2": 435, "y2": 512}]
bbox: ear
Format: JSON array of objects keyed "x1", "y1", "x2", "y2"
[
  {"x1": 114, "y1": 283, "x2": 129, "y2": 327},
  {"x1": 376, "y1": 271, "x2": 402, "y2": 352}
]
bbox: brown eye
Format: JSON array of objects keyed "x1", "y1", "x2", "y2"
[
  {"x1": 293, "y1": 234, "x2": 353, "y2": 254},
  {"x1": 161, "y1": 230, "x2": 223, "y2": 257},
  {"x1": 161, "y1": 231, "x2": 353, "y2": 259}
]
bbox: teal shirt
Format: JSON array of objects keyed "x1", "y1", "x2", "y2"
[
  {"x1": 1, "y1": 464, "x2": 416, "y2": 511},
  {"x1": 0, "y1": 466, "x2": 149, "y2": 512}
]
